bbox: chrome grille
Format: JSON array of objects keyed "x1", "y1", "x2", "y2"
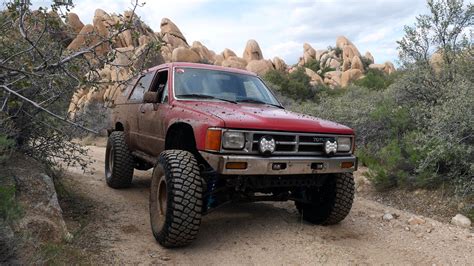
[{"x1": 220, "y1": 129, "x2": 352, "y2": 156}]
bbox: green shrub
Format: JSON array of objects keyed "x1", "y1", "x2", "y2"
[
  {"x1": 0, "y1": 185, "x2": 22, "y2": 224},
  {"x1": 263, "y1": 68, "x2": 317, "y2": 101},
  {"x1": 303, "y1": 59, "x2": 320, "y2": 73},
  {"x1": 354, "y1": 69, "x2": 394, "y2": 90}
]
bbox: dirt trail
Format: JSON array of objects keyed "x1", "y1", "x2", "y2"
[{"x1": 64, "y1": 145, "x2": 473, "y2": 265}]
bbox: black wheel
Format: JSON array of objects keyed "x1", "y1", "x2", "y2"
[
  {"x1": 150, "y1": 150, "x2": 203, "y2": 248},
  {"x1": 104, "y1": 131, "x2": 134, "y2": 188},
  {"x1": 296, "y1": 173, "x2": 354, "y2": 225}
]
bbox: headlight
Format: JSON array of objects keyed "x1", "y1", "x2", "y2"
[
  {"x1": 222, "y1": 131, "x2": 245, "y2": 149},
  {"x1": 337, "y1": 137, "x2": 352, "y2": 152}
]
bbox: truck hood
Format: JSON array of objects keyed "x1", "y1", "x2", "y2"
[{"x1": 176, "y1": 101, "x2": 354, "y2": 135}]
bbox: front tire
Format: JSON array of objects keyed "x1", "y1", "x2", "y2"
[
  {"x1": 296, "y1": 173, "x2": 355, "y2": 225},
  {"x1": 150, "y1": 150, "x2": 203, "y2": 248},
  {"x1": 104, "y1": 131, "x2": 134, "y2": 188}
]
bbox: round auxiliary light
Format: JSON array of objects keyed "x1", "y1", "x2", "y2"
[
  {"x1": 259, "y1": 135, "x2": 276, "y2": 155},
  {"x1": 324, "y1": 140, "x2": 338, "y2": 155}
]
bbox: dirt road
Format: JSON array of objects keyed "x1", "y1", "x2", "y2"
[{"x1": 64, "y1": 145, "x2": 473, "y2": 265}]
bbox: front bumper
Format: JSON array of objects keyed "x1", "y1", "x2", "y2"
[{"x1": 199, "y1": 151, "x2": 357, "y2": 175}]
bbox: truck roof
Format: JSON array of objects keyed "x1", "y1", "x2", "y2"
[{"x1": 146, "y1": 62, "x2": 258, "y2": 76}]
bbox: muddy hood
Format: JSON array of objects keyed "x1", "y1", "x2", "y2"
[{"x1": 180, "y1": 101, "x2": 354, "y2": 135}]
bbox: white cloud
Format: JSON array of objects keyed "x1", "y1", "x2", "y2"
[{"x1": 29, "y1": 0, "x2": 429, "y2": 65}]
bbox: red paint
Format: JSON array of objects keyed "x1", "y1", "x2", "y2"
[{"x1": 160, "y1": 63, "x2": 354, "y2": 151}]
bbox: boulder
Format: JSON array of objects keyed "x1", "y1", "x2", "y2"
[
  {"x1": 160, "y1": 18, "x2": 187, "y2": 43},
  {"x1": 342, "y1": 45, "x2": 361, "y2": 64},
  {"x1": 134, "y1": 43, "x2": 165, "y2": 69},
  {"x1": 315, "y1": 49, "x2": 328, "y2": 61},
  {"x1": 341, "y1": 69, "x2": 363, "y2": 87},
  {"x1": 66, "y1": 13, "x2": 84, "y2": 34},
  {"x1": 191, "y1": 41, "x2": 214, "y2": 63},
  {"x1": 351, "y1": 56, "x2": 364, "y2": 71},
  {"x1": 243, "y1": 39, "x2": 263, "y2": 62},
  {"x1": 304, "y1": 68, "x2": 323, "y2": 85},
  {"x1": 162, "y1": 33, "x2": 188, "y2": 49},
  {"x1": 214, "y1": 54, "x2": 224, "y2": 66},
  {"x1": 336, "y1": 36, "x2": 353, "y2": 50},
  {"x1": 451, "y1": 214, "x2": 471, "y2": 228},
  {"x1": 246, "y1": 59, "x2": 274, "y2": 76},
  {"x1": 171, "y1": 47, "x2": 201, "y2": 63},
  {"x1": 384, "y1": 61, "x2": 396, "y2": 75},
  {"x1": 328, "y1": 58, "x2": 341, "y2": 69},
  {"x1": 222, "y1": 48, "x2": 237, "y2": 59},
  {"x1": 112, "y1": 46, "x2": 135, "y2": 66},
  {"x1": 303, "y1": 43, "x2": 316, "y2": 57},
  {"x1": 273, "y1": 57, "x2": 287, "y2": 72},
  {"x1": 92, "y1": 9, "x2": 110, "y2": 37},
  {"x1": 67, "y1": 24, "x2": 98, "y2": 51},
  {"x1": 15, "y1": 172, "x2": 68, "y2": 243},
  {"x1": 324, "y1": 71, "x2": 342, "y2": 87},
  {"x1": 364, "y1": 51, "x2": 374, "y2": 64},
  {"x1": 221, "y1": 56, "x2": 248, "y2": 70}
]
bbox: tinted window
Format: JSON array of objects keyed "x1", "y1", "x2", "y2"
[{"x1": 129, "y1": 72, "x2": 156, "y2": 101}]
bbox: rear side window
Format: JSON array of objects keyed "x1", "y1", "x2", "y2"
[{"x1": 129, "y1": 72, "x2": 156, "y2": 101}]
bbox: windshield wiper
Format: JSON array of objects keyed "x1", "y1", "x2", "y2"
[
  {"x1": 236, "y1": 99, "x2": 284, "y2": 109},
  {"x1": 176, "y1": 94, "x2": 237, "y2": 104}
]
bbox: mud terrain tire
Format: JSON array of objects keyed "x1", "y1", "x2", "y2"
[
  {"x1": 296, "y1": 173, "x2": 354, "y2": 225},
  {"x1": 150, "y1": 150, "x2": 203, "y2": 248},
  {"x1": 105, "y1": 131, "x2": 134, "y2": 188}
]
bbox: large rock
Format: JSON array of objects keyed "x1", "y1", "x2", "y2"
[
  {"x1": 430, "y1": 51, "x2": 444, "y2": 73},
  {"x1": 351, "y1": 56, "x2": 364, "y2": 71},
  {"x1": 341, "y1": 69, "x2": 363, "y2": 87},
  {"x1": 336, "y1": 36, "x2": 353, "y2": 50},
  {"x1": 221, "y1": 56, "x2": 247, "y2": 70},
  {"x1": 451, "y1": 214, "x2": 471, "y2": 228},
  {"x1": 160, "y1": 18, "x2": 187, "y2": 43},
  {"x1": 273, "y1": 57, "x2": 287, "y2": 72},
  {"x1": 342, "y1": 45, "x2": 361, "y2": 64},
  {"x1": 92, "y1": 9, "x2": 111, "y2": 37},
  {"x1": 315, "y1": 49, "x2": 328, "y2": 61},
  {"x1": 246, "y1": 59, "x2": 274, "y2": 76},
  {"x1": 243, "y1": 39, "x2": 263, "y2": 62},
  {"x1": 214, "y1": 54, "x2": 224, "y2": 66},
  {"x1": 191, "y1": 41, "x2": 214, "y2": 63},
  {"x1": 222, "y1": 48, "x2": 237, "y2": 59},
  {"x1": 171, "y1": 47, "x2": 201, "y2": 63},
  {"x1": 304, "y1": 68, "x2": 323, "y2": 85},
  {"x1": 67, "y1": 13, "x2": 84, "y2": 34},
  {"x1": 324, "y1": 71, "x2": 342, "y2": 87},
  {"x1": 14, "y1": 170, "x2": 68, "y2": 243},
  {"x1": 67, "y1": 24, "x2": 101, "y2": 56},
  {"x1": 364, "y1": 51, "x2": 374, "y2": 64}
]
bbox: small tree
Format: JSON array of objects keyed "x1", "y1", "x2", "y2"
[
  {"x1": 397, "y1": 0, "x2": 473, "y2": 68},
  {"x1": 0, "y1": 1, "x2": 161, "y2": 169}
]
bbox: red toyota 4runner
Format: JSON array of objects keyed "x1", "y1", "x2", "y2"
[{"x1": 106, "y1": 62, "x2": 357, "y2": 247}]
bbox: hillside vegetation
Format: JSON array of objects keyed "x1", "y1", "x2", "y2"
[{"x1": 264, "y1": 0, "x2": 473, "y2": 216}]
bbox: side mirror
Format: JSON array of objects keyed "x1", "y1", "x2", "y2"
[{"x1": 143, "y1": 91, "x2": 159, "y2": 103}]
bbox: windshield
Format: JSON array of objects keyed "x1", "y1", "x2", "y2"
[{"x1": 173, "y1": 67, "x2": 281, "y2": 107}]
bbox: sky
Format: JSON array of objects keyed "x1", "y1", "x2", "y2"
[{"x1": 26, "y1": 0, "x2": 429, "y2": 65}]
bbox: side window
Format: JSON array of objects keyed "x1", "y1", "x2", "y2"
[
  {"x1": 129, "y1": 71, "x2": 156, "y2": 101},
  {"x1": 151, "y1": 70, "x2": 169, "y2": 103}
]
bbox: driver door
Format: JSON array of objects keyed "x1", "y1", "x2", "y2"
[{"x1": 136, "y1": 69, "x2": 169, "y2": 156}]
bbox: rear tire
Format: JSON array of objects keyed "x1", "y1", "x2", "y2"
[
  {"x1": 150, "y1": 150, "x2": 203, "y2": 248},
  {"x1": 296, "y1": 173, "x2": 354, "y2": 225},
  {"x1": 104, "y1": 131, "x2": 134, "y2": 188}
]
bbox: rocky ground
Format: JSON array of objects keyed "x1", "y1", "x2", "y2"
[{"x1": 56, "y1": 144, "x2": 473, "y2": 265}]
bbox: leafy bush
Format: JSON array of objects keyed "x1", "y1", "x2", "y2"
[
  {"x1": 263, "y1": 69, "x2": 317, "y2": 101},
  {"x1": 303, "y1": 59, "x2": 320, "y2": 73},
  {"x1": 354, "y1": 69, "x2": 395, "y2": 90}
]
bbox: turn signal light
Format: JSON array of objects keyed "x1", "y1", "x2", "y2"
[
  {"x1": 226, "y1": 162, "x2": 247, "y2": 170},
  {"x1": 341, "y1": 162, "x2": 354, "y2": 169},
  {"x1": 205, "y1": 128, "x2": 222, "y2": 151}
]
